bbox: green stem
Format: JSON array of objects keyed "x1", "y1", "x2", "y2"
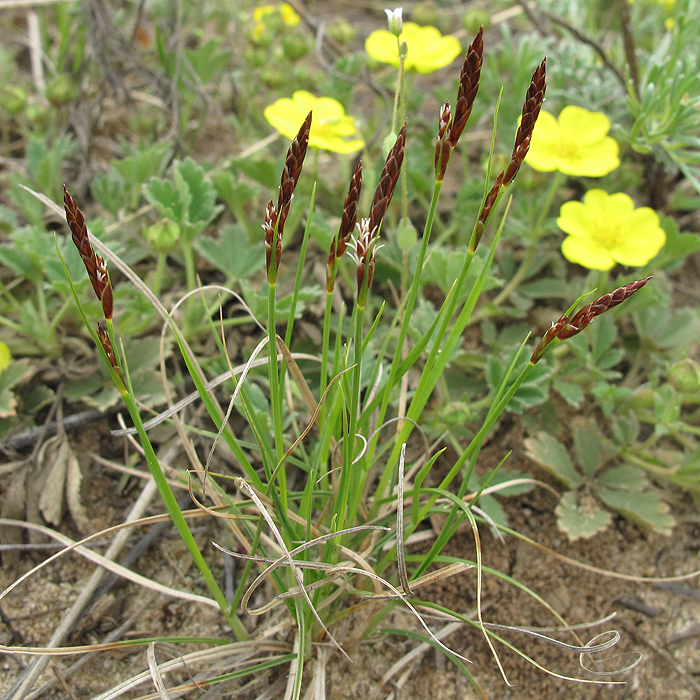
[
  {"x1": 153, "y1": 252, "x2": 167, "y2": 297},
  {"x1": 267, "y1": 279, "x2": 287, "y2": 511},
  {"x1": 319, "y1": 288, "x2": 334, "y2": 416},
  {"x1": 367, "y1": 180, "x2": 444, "y2": 461},
  {"x1": 335, "y1": 302, "x2": 365, "y2": 535}
]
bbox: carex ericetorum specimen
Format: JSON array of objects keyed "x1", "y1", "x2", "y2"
[
  {"x1": 265, "y1": 110, "x2": 312, "y2": 283},
  {"x1": 356, "y1": 122, "x2": 406, "y2": 307},
  {"x1": 434, "y1": 26, "x2": 484, "y2": 181},
  {"x1": 63, "y1": 185, "x2": 119, "y2": 372},
  {"x1": 531, "y1": 277, "x2": 651, "y2": 363},
  {"x1": 327, "y1": 159, "x2": 363, "y2": 293},
  {"x1": 475, "y1": 57, "x2": 547, "y2": 249}
]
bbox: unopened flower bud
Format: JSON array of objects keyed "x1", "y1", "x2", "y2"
[
  {"x1": 668, "y1": 359, "x2": 700, "y2": 393},
  {"x1": 1, "y1": 86, "x2": 27, "y2": 116},
  {"x1": 145, "y1": 219, "x2": 180, "y2": 254},
  {"x1": 385, "y1": 7, "x2": 403, "y2": 36}
]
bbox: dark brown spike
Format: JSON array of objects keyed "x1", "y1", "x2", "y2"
[
  {"x1": 64, "y1": 185, "x2": 113, "y2": 320},
  {"x1": 473, "y1": 172, "x2": 504, "y2": 250},
  {"x1": 326, "y1": 241, "x2": 337, "y2": 293},
  {"x1": 368, "y1": 122, "x2": 407, "y2": 236},
  {"x1": 530, "y1": 277, "x2": 651, "y2": 362},
  {"x1": 263, "y1": 201, "x2": 280, "y2": 281},
  {"x1": 434, "y1": 102, "x2": 452, "y2": 181},
  {"x1": 558, "y1": 277, "x2": 651, "y2": 340},
  {"x1": 447, "y1": 27, "x2": 484, "y2": 148},
  {"x1": 503, "y1": 58, "x2": 547, "y2": 186},
  {"x1": 276, "y1": 110, "x2": 312, "y2": 236},
  {"x1": 96, "y1": 323, "x2": 118, "y2": 370},
  {"x1": 336, "y1": 159, "x2": 363, "y2": 258}
]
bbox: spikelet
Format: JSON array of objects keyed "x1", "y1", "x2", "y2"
[
  {"x1": 434, "y1": 28, "x2": 484, "y2": 181},
  {"x1": 96, "y1": 322, "x2": 122, "y2": 378},
  {"x1": 434, "y1": 102, "x2": 452, "y2": 181},
  {"x1": 503, "y1": 58, "x2": 546, "y2": 186},
  {"x1": 368, "y1": 122, "x2": 406, "y2": 235},
  {"x1": 448, "y1": 27, "x2": 484, "y2": 148},
  {"x1": 473, "y1": 58, "x2": 546, "y2": 250},
  {"x1": 63, "y1": 186, "x2": 113, "y2": 320},
  {"x1": 530, "y1": 277, "x2": 651, "y2": 363},
  {"x1": 327, "y1": 160, "x2": 363, "y2": 292},
  {"x1": 276, "y1": 110, "x2": 312, "y2": 237},
  {"x1": 266, "y1": 111, "x2": 312, "y2": 283}
]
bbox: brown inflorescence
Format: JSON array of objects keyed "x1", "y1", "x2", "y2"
[
  {"x1": 368, "y1": 122, "x2": 406, "y2": 235},
  {"x1": 352, "y1": 124, "x2": 407, "y2": 304},
  {"x1": 277, "y1": 110, "x2": 312, "y2": 237},
  {"x1": 96, "y1": 323, "x2": 123, "y2": 382},
  {"x1": 263, "y1": 200, "x2": 280, "y2": 281},
  {"x1": 327, "y1": 160, "x2": 363, "y2": 293},
  {"x1": 354, "y1": 218, "x2": 376, "y2": 297},
  {"x1": 266, "y1": 111, "x2": 312, "y2": 282},
  {"x1": 473, "y1": 58, "x2": 546, "y2": 250},
  {"x1": 503, "y1": 58, "x2": 547, "y2": 186},
  {"x1": 434, "y1": 102, "x2": 452, "y2": 181},
  {"x1": 63, "y1": 186, "x2": 113, "y2": 320},
  {"x1": 448, "y1": 27, "x2": 484, "y2": 148},
  {"x1": 530, "y1": 277, "x2": 651, "y2": 363},
  {"x1": 434, "y1": 28, "x2": 484, "y2": 181}
]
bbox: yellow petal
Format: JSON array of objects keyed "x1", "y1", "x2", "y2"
[
  {"x1": 279, "y1": 3, "x2": 300, "y2": 26},
  {"x1": 366, "y1": 23, "x2": 461, "y2": 73},
  {"x1": 365, "y1": 29, "x2": 400, "y2": 66},
  {"x1": 557, "y1": 137, "x2": 620, "y2": 177},
  {"x1": 0, "y1": 342, "x2": 10, "y2": 374},
  {"x1": 524, "y1": 111, "x2": 561, "y2": 172},
  {"x1": 613, "y1": 209, "x2": 666, "y2": 265},
  {"x1": 557, "y1": 200, "x2": 597, "y2": 238},
  {"x1": 562, "y1": 236, "x2": 616, "y2": 270},
  {"x1": 265, "y1": 91, "x2": 364, "y2": 153},
  {"x1": 558, "y1": 106, "x2": 611, "y2": 144},
  {"x1": 597, "y1": 191, "x2": 635, "y2": 216}
]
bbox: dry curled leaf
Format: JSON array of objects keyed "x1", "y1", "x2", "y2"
[{"x1": 37, "y1": 433, "x2": 90, "y2": 532}]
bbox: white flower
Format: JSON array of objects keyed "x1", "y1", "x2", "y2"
[{"x1": 384, "y1": 7, "x2": 403, "y2": 36}]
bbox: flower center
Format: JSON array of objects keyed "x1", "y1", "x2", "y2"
[
  {"x1": 557, "y1": 135, "x2": 581, "y2": 162},
  {"x1": 593, "y1": 216, "x2": 624, "y2": 250}
]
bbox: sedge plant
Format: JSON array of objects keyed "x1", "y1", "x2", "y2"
[{"x1": 54, "y1": 26, "x2": 654, "y2": 697}]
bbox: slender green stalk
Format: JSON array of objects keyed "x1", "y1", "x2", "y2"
[
  {"x1": 367, "y1": 180, "x2": 444, "y2": 462},
  {"x1": 152, "y1": 251, "x2": 167, "y2": 297},
  {"x1": 335, "y1": 302, "x2": 365, "y2": 534},
  {"x1": 267, "y1": 277, "x2": 287, "y2": 511}
]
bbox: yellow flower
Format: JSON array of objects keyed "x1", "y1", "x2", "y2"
[
  {"x1": 558, "y1": 190, "x2": 666, "y2": 271},
  {"x1": 525, "y1": 106, "x2": 620, "y2": 177},
  {"x1": 0, "y1": 342, "x2": 11, "y2": 374},
  {"x1": 365, "y1": 22, "x2": 461, "y2": 74},
  {"x1": 253, "y1": 2, "x2": 300, "y2": 26},
  {"x1": 252, "y1": 2, "x2": 300, "y2": 41},
  {"x1": 264, "y1": 91, "x2": 365, "y2": 154}
]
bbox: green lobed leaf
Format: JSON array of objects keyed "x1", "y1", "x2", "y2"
[
  {"x1": 597, "y1": 464, "x2": 649, "y2": 492},
  {"x1": 597, "y1": 488, "x2": 675, "y2": 535},
  {"x1": 524, "y1": 432, "x2": 581, "y2": 487},
  {"x1": 572, "y1": 418, "x2": 603, "y2": 478},
  {"x1": 555, "y1": 491, "x2": 612, "y2": 541}
]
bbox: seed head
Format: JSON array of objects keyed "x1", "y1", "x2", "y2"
[
  {"x1": 63, "y1": 185, "x2": 113, "y2": 320},
  {"x1": 530, "y1": 277, "x2": 651, "y2": 363},
  {"x1": 448, "y1": 27, "x2": 484, "y2": 148},
  {"x1": 276, "y1": 110, "x2": 312, "y2": 237},
  {"x1": 504, "y1": 58, "x2": 546, "y2": 186},
  {"x1": 434, "y1": 102, "x2": 452, "y2": 181},
  {"x1": 369, "y1": 122, "x2": 406, "y2": 235}
]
